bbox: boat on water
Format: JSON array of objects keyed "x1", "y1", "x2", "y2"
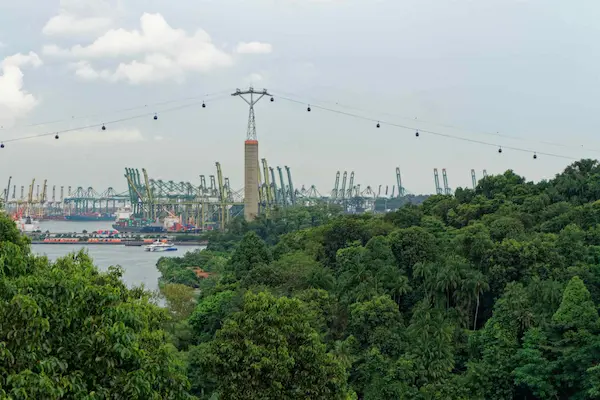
[
  {"x1": 66, "y1": 213, "x2": 115, "y2": 222},
  {"x1": 17, "y1": 215, "x2": 40, "y2": 233},
  {"x1": 144, "y1": 240, "x2": 177, "y2": 252},
  {"x1": 112, "y1": 206, "x2": 166, "y2": 233},
  {"x1": 113, "y1": 221, "x2": 165, "y2": 233}
]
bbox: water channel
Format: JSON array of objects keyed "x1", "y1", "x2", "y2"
[{"x1": 31, "y1": 220, "x2": 204, "y2": 292}]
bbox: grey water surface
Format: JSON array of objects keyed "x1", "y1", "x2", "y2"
[{"x1": 32, "y1": 220, "x2": 204, "y2": 292}]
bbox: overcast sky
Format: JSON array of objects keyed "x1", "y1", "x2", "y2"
[{"x1": 0, "y1": 0, "x2": 599, "y2": 197}]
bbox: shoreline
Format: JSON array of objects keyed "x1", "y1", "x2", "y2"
[{"x1": 31, "y1": 241, "x2": 207, "y2": 246}]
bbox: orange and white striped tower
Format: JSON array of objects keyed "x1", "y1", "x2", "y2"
[{"x1": 231, "y1": 87, "x2": 272, "y2": 221}]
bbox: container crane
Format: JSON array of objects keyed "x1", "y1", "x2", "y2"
[
  {"x1": 433, "y1": 169, "x2": 442, "y2": 195},
  {"x1": 346, "y1": 172, "x2": 355, "y2": 199},
  {"x1": 331, "y1": 171, "x2": 340, "y2": 199},
  {"x1": 269, "y1": 167, "x2": 279, "y2": 205},
  {"x1": 442, "y1": 169, "x2": 451, "y2": 195},
  {"x1": 4, "y1": 176, "x2": 11, "y2": 204},
  {"x1": 396, "y1": 168, "x2": 406, "y2": 197},
  {"x1": 285, "y1": 166, "x2": 296, "y2": 205},
  {"x1": 142, "y1": 169, "x2": 155, "y2": 220},
  {"x1": 277, "y1": 167, "x2": 287, "y2": 206},
  {"x1": 340, "y1": 171, "x2": 348, "y2": 200},
  {"x1": 261, "y1": 159, "x2": 273, "y2": 206},
  {"x1": 27, "y1": 179, "x2": 35, "y2": 217}
]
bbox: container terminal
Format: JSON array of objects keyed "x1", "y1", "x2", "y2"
[{"x1": 1, "y1": 165, "x2": 485, "y2": 236}]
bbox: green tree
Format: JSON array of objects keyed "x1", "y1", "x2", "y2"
[
  {"x1": 406, "y1": 300, "x2": 455, "y2": 386},
  {"x1": 188, "y1": 290, "x2": 240, "y2": 344},
  {"x1": 241, "y1": 251, "x2": 334, "y2": 295},
  {"x1": 161, "y1": 283, "x2": 197, "y2": 321},
  {"x1": 321, "y1": 217, "x2": 370, "y2": 268},
  {"x1": 227, "y1": 231, "x2": 272, "y2": 279},
  {"x1": 552, "y1": 275, "x2": 598, "y2": 330},
  {"x1": 0, "y1": 213, "x2": 192, "y2": 399},
  {"x1": 154, "y1": 158, "x2": 600, "y2": 399},
  {"x1": 388, "y1": 227, "x2": 437, "y2": 275},
  {"x1": 193, "y1": 291, "x2": 350, "y2": 400},
  {"x1": 383, "y1": 203, "x2": 423, "y2": 228},
  {"x1": 489, "y1": 216, "x2": 525, "y2": 242},
  {"x1": 514, "y1": 276, "x2": 600, "y2": 398},
  {"x1": 348, "y1": 295, "x2": 404, "y2": 356}
]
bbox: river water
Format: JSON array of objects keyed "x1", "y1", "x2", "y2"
[{"x1": 31, "y1": 221, "x2": 205, "y2": 292}]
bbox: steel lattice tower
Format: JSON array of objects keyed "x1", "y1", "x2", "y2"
[{"x1": 231, "y1": 87, "x2": 272, "y2": 221}]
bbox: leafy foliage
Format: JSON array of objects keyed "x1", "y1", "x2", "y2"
[
  {"x1": 0, "y1": 213, "x2": 192, "y2": 399},
  {"x1": 157, "y1": 249, "x2": 227, "y2": 288},
  {"x1": 191, "y1": 291, "x2": 351, "y2": 400},
  {"x1": 162, "y1": 159, "x2": 600, "y2": 399}
]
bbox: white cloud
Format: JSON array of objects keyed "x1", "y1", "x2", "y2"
[
  {"x1": 43, "y1": 14, "x2": 113, "y2": 37},
  {"x1": 42, "y1": 0, "x2": 117, "y2": 37},
  {"x1": 70, "y1": 60, "x2": 103, "y2": 80},
  {"x1": 0, "y1": 52, "x2": 43, "y2": 127},
  {"x1": 247, "y1": 73, "x2": 263, "y2": 83},
  {"x1": 235, "y1": 42, "x2": 273, "y2": 54},
  {"x1": 42, "y1": 45, "x2": 70, "y2": 57},
  {"x1": 46, "y1": 13, "x2": 243, "y2": 84},
  {"x1": 2, "y1": 52, "x2": 43, "y2": 69}
]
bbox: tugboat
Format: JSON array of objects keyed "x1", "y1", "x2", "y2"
[{"x1": 143, "y1": 240, "x2": 177, "y2": 252}]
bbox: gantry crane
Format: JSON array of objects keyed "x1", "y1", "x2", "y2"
[
  {"x1": 396, "y1": 168, "x2": 406, "y2": 197},
  {"x1": 442, "y1": 169, "x2": 451, "y2": 195},
  {"x1": 331, "y1": 171, "x2": 340, "y2": 199},
  {"x1": 433, "y1": 169, "x2": 442, "y2": 195}
]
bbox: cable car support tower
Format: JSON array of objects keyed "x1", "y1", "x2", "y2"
[{"x1": 232, "y1": 87, "x2": 272, "y2": 221}]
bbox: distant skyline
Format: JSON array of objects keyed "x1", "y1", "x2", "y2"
[{"x1": 1, "y1": 0, "x2": 600, "y2": 196}]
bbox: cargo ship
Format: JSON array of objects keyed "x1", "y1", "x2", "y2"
[
  {"x1": 66, "y1": 213, "x2": 115, "y2": 222},
  {"x1": 111, "y1": 206, "x2": 166, "y2": 233}
]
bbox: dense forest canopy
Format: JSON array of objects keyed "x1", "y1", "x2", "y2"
[
  {"x1": 0, "y1": 214, "x2": 191, "y2": 398},
  {"x1": 177, "y1": 159, "x2": 600, "y2": 399},
  {"x1": 5, "y1": 158, "x2": 600, "y2": 399}
]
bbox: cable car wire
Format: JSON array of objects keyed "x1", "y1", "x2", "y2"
[
  {"x1": 272, "y1": 89, "x2": 600, "y2": 154},
  {"x1": 274, "y1": 93, "x2": 576, "y2": 161},
  {"x1": 1, "y1": 90, "x2": 231, "y2": 132},
  {"x1": 0, "y1": 86, "x2": 583, "y2": 161},
  {"x1": 1, "y1": 97, "x2": 222, "y2": 145}
]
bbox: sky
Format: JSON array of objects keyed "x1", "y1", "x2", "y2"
[{"x1": 1, "y1": 0, "x2": 600, "y2": 197}]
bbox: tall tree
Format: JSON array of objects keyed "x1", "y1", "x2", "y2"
[
  {"x1": 227, "y1": 231, "x2": 272, "y2": 279},
  {"x1": 194, "y1": 291, "x2": 351, "y2": 400},
  {"x1": 406, "y1": 300, "x2": 455, "y2": 386},
  {"x1": 388, "y1": 227, "x2": 438, "y2": 275},
  {"x1": 515, "y1": 276, "x2": 600, "y2": 398}
]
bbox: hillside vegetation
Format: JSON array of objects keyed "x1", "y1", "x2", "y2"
[
  {"x1": 4, "y1": 159, "x2": 600, "y2": 399},
  {"x1": 167, "y1": 159, "x2": 600, "y2": 399}
]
